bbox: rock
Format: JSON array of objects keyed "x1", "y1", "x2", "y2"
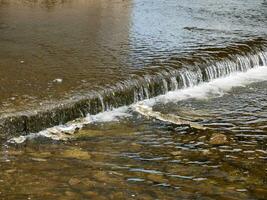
[
  {"x1": 53, "y1": 78, "x2": 63, "y2": 83},
  {"x1": 81, "y1": 178, "x2": 97, "y2": 187},
  {"x1": 5, "y1": 169, "x2": 17, "y2": 174},
  {"x1": 61, "y1": 148, "x2": 91, "y2": 160},
  {"x1": 9, "y1": 136, "x2": 26, "y2": 144},
  {"x1": 31, "y1": 157, "x2": 47, "y2": 162},
  {"x1": 198, "y1": 135, "x2": 207, "y2": 142},
  {"x1": 170, "y1": 151, "x2": 182, "y2": 156},
  {"x1": 68, "y1": 177, "x2": 81, "y2": 186},
  {"x1": 93, "y1": 171, "x2": 107, "y2": 181},
  {"x1": 209, "y1": 133, "x2": 228, "y2": 145},
  {"x1": 134, "y1": 104, "x2": 206, "y2": 130}
]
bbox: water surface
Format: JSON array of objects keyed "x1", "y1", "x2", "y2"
[
  {"x1": 0, "y1": 0, "x2": 267, "y2": 199},
  {"x1": 0, "y1": 0, "x2": 266, "y2": 113}
]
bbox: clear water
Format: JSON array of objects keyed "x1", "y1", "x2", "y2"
[
  {"x1": 1, "y1": 67, "x2": 267, "y2": 199},
  {"x1": 0, "y1": 0, "x2": 266, "y2": 113},
  {"x1": 1, "y1": 0, "x2": 267, "y2": 199}
]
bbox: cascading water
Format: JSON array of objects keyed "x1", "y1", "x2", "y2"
[{"x1": 1, "y1": 41, "x2": 267, "y2": 138}]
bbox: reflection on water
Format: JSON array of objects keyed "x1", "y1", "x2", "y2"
[
  {"x1": 0, "y1": 0, "x2": 133, "y2": 113},
  {"x1": 0, "y1": 0, "x2": 266, "y2": 114},
  {"x1": 0, "y1": 0, "x2": 267, "y2": 199}
]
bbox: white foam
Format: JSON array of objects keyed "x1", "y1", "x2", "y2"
[
  {"x1": 142, "y1": 66, "x2": 267, "y2": 106},
  {"x1": 8, "y1": 106, "x2": 131, "y2": 144},
  {"x1": 89, "y1": 106, "x2": 131, "y2": 122},
  {"x1": 8, "y1": 66, "x2": 267, "y2": 143}
]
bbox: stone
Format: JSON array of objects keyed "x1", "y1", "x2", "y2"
[
  {"x1": 68, "y1": 177, "x2": 81, "y2": 186},
  {"x1": 170, "y1": 151, "x2": 182, "y2": 156},
  {"x1": 61, "y1": 148, "x2": 91, "y2": 160},
  {"x1": 201, "y1": 149, "x2": 211, "y2": 155},
  {"x1": 53, "y1": 78, "x2": 63, "y2": 83},
  {"x1": 209, "y1": 133, "x2": 228, "y2": 145},
  {"x1": 81, "y1": 178, "x2": 97, "y2": 187},
  {"x1": 31, "y1": 157, "x2": 47, "y2": 162}
]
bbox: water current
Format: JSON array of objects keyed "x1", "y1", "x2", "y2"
[{"x1": 0, "y1": 0, "x2": 267, "y2": 199}]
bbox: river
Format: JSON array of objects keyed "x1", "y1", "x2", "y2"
[{"x1": 0, "y1": 0, "x2": 267, "y2": 199}]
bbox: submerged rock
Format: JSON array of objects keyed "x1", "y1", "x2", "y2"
[
  {"x1": 134, "y1": 104, "x2": 206, "y2": 130},
  {"x1": 61, "y1": 148, "x2": 91, "y2": 160},
  {"x1": 68, "y1": 177, "x2": 81, "y2": 186},
  {"x1": 170, "y1": 151, "x2": 182, "y2": 156},
  {"x1": 209, "y1": 133, "x2": 228, "y2": 145}
]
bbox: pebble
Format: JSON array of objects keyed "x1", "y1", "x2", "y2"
[
  {"x1": 5, "y1": 169, "x2": 16, "y2": 173},
  {"x1": 236, "y1": 189, "x2": 247, "y2": 192},
  {"x1": 170, "y1": 151, "x2": 182, "y2": 156},
  {"x1": 209, "y1": 133, "x2": 228, "y2": 145},
  {"x1": 81, "y1": 178, "x2": 97, "y2": 187},
  {"x1": 68, "y1": 177, "x2": 81, "y2": 186},
  {"x1": 31, "y1": 158, "x2": 47, "y2": 162},
  {"x1": 193, "y1": 177, "x2": 207, "y2": 181},
  {"x1": 61, "y1": 148, "x2": 91, "y2": 160},
  {"x1": 53, "y1": 78, "x2": 63, "y2": 83},
  {"x1": 201, "y1": 149, "x2": 210, "y2": 155}
]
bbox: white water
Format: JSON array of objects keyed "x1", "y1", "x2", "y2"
[
  {"x1": 142, "y1": 65, "x2": 267, "y2": 106},
  {"x1": 8, "y1": 106, "x2": 131, "y2": 143},
  {"x1": 8, "y1": 65, "x2": 267, "y2": 144}
]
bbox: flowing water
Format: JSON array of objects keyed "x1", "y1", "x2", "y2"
[{"x1": 0, "y1": 0, "x2": 267, "y2": 199}]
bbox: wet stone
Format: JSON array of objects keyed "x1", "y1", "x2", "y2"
[
  {"x1": 61, "y1": 148, "x2": 91, "y2": 160},
  {"x1": 5, "y1": 169, "x2": 16, "y2": 174},
  {"x1": 31, "y1": 158, "x2": 47, "y2": 162},
  {"x1": 170, "y1": 151, "x2": 182, "y2": 156},
  {"x1": 201, "y1": 149, "x2": 211, "y2": 155},
  {"x1": 209, "y1": 133, "x2": 228, "y2": 145},
  {"x1": 81, "y1": 178, "x2": 97, "y2": 188},
  {"x1": 93, "y1": 171, "x2": 110, "y2": 182},
  {"x1": 68, "y1": 177, "x2": 81, "y2": 186}
]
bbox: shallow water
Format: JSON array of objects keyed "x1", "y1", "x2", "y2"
[
  {"x1": 1, "y1": 69, "x2": 267, "y2": 199},
  {"x1": 1, "y1": 0, "x2": 267, "y2": 199},
  {"x1": 0, "y1": 0, "x2": 266, "y2": 113}
]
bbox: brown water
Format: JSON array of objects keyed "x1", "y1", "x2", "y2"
[
  {"x1": 1, "y1": 0, "x2": 267, "y2": 199},
  {"x1": 0, "y1": 0, "x2": 134, "y2": 113},
  {"x1": 0, "y1": 0, "x2": 266, "y2": 113},
  {"x1": 1, "y1": 80, "x2": 267, "y2": 199}
]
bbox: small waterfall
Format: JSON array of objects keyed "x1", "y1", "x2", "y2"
[
  {"x1": 1, "y1": 39, "x2": 267, "y2": 137},
  {"x1": 112, "y1": 48, "x2": 266, "y2": 105}
]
